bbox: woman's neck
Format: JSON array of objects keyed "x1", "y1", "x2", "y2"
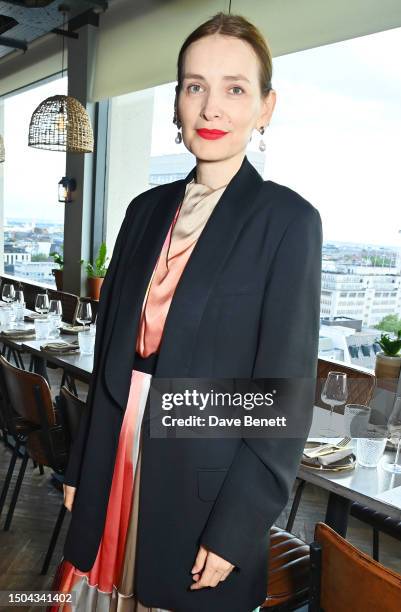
[{"x1": 195, "y1": 152, "x2": 245, "y2": 190}]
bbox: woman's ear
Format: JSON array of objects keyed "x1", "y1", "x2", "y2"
[{"x1": 258, "y1": 89, "x2": 276, "y2": 128}]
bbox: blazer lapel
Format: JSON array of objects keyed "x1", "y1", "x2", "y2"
[{"x1": 104, "y1": 155, "x2": 264, "y2": 408}]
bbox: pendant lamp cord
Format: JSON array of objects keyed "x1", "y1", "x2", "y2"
[
  {"x1": 228, "y1": 0, "x2": 232, "y2": 14},
  {"x1": 61, "y1": 11, "x2": 66, "y2": 77}
]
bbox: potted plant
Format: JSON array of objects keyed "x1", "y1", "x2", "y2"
[
  {"x1": 50, "y1": 249, "x2": 64, "y2": 290},
  {"x1": 82, "y1": 242, "x2": 109, "y2": 300},
  {"x1": 374, "y1": 330, "x2": 401, "y2": 392}
]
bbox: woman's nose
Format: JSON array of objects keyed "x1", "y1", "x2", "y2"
[{"x1": 201, "y1": 93, "x2": 223, "y2": 120}]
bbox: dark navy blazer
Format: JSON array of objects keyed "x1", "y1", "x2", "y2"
[{"x1": 62, "y1": 155, "x2": 322, "y2": 612}]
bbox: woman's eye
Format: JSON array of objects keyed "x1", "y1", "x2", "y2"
[
  {"x1": 230, "y1": 86, "x2": 244, "y2": 95},
  {"x1": 187, "y1": 84, "x2": 202, "y2": 93}
]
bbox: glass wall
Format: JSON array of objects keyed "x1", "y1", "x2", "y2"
[
  {"x1": 2, "y1": 76, "x2": 67, "y2": 285},
  {"x1": 106, "y1": 27, "x2": 401, "y2": 370}
]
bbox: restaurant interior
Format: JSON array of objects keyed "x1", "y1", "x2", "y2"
[{"x1": 0, "y1": 1, "x2": 400, "y2": 611}]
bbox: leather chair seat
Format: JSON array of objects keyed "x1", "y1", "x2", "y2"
[{"x1": 262, "y1": 525, "x2": 310, "y2": 609}]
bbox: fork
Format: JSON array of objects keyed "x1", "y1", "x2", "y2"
[{"x1": 304, "y1": 437, "x2": 352, "y2": 458}]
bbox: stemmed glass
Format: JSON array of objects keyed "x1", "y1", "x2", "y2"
[
  {"x1": 2, "y1": 284, "x2": 15, "y2": 303},
  {"x1": 321, "y1": 371, "x2": 348, "y2": 437},
  {"x1": 35, "y1": 293, "x2": 50, "y2": 316},
  {"x1": 15, "y1": 289, "x2": 25, "y2": 303},
  {"x1": 76, "y1": 301, "x2": 92, "y2": 331},
  {"x1": 382, "y1": 395, "x2": 401, "y2": 474},
  {"x1": 49, "y1": 300, "x2": 63, "y2": 338}
]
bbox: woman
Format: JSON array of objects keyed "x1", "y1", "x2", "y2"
[{"x1": 49, "y1": 11, "x2": 322, "y2": 612}]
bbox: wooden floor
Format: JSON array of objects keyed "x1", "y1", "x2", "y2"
[{"x1": 0, "y1": 355, "x2": 400, "y2": 612}]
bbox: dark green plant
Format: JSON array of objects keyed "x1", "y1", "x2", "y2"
[
  {"x1": 81, "y1": 242, "x2": 109, "y2": 278},
  {"x1": 49, "y1": 249, "x2": 64, "y2": 269},
  {"x1": 378, "y1": 330, "x2": 401, "y2": 357}
]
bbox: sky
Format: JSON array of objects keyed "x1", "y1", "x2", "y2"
[
  {"x1": 3, "y1": 76, "x2": 67, "y2": 223},
  {"x1": 3, "y1": 25, "x2": 401, "y2": 248}
]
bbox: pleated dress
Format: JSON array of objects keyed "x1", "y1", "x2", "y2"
[{"x1": 48, "y1": 178, "x2": 228, "y2": 612}]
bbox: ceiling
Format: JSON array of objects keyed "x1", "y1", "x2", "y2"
[{"x1": 0, "y1": 0, "x2": 111, "y2": 59}]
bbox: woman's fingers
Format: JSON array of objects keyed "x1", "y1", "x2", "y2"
[
  {"x1": 63, "y1": 484, "x2": 77, "y2": 512},
  {"x1": 190, "y1": 548, "x2": 234, "y2": 590}
]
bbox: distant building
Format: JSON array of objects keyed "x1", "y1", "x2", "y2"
[
  {"x1": 321, "y1": 269, "x2": 401, "y2": 327},
  {"x1": 149, "y1": 151, "x2": 266, "y2": 186},
  {"x1": 12, "y1": 261, "x2": 55, "y2": 284},
  {"x1": 4, "y1": 246, "x2": 31, "y2": 266}
]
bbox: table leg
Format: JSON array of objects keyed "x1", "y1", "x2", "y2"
[
  {"x1": 325, "y1": 492, "x2": 352, "y2": 536},
  {"x1": 32, "y1": 355, "x2": 50, "y2": 385}
]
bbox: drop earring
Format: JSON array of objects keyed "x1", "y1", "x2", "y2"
[
  {"x1": 259, "y1": 125, "x2": 267, "y2": 152},
  {"x1": 175, "y1": 127, "x2": 182, "y2": 145},
  {"x1": 173, "y1": 109, "x2": 182, "y2": 144}
]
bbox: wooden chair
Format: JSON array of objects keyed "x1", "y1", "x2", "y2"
[
  {"x1": 0, "y1": 360, "x2": 41, "y2": 521},
  {"x1": 0, "y1": 354, "x2": 61, "y2": 532},
  {"x1": 309, "y1": 522, "x2": 401, "y2": 611},
  {"x1": 261, "y1": 526, "x2": 311, "y2": 610},
  {"x1": 0, "y1": 357, "x2": 85, "y2": 574},
  {"x1": 39, "y1": 386, "x2": 86, "y2": 575}
]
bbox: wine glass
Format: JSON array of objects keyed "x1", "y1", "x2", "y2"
[
  {"x1": 382, "y1": 396, "x2": 401, "y2": 474},
  {"x1": 35, "y1": 293, "x2": 50, "y2": 316},
  {"x1": 2, "y1": 284, "x2": 15, "y2": 303},
  {"x1": 49, "y1": 299, "x2": 63, "y2": 317},
  {"x1": 321, "y1": 371, "x2": 348, "y2": 437},
  {"x1": 76, "y1": 301, "x2": 92, "y2": 331},
  {"x1": 49, "y1": 299, "x2": 63, "y2": 337},
  {"x1": 15, "y1": 289, "x2": 25, "y2": 303}
]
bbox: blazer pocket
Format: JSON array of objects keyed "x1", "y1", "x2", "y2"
[{"x1": 197, "y1": 468, "x2": 228, "y2": 502}]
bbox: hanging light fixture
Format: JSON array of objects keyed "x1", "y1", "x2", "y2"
[
  {"x1": 28, "y1": 5, "x2": 94, "y2": 153},
  {"x1": 0, "y1": 135, "x2": 4, "y2": 163}
]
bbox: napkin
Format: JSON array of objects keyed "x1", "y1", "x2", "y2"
[
  {"x1": 24, "y1": 313, "x2": 47, "y2": 321},
  {"x1": 0, "y1": 328, "x2": 35, "y2": 339},
  {"x1": 40, "y1": 340, "x2": 80, "y2": 353},
  {"x1": 60, "y1": 324, "x2": 84, "y2": 334},
  {"x1": 303, "y1": 447, "x2": 354, "y2": 467}
]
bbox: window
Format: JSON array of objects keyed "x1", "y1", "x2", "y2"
[{"x1": 2, "y1": 76, "x2": 67, "y2": 285}]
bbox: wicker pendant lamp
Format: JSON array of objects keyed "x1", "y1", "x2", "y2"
[
  {"x1": 27, "y1": 6, "x2": 94, "y2": 153},
  {"x1": 28, "y1": 95, "x2": 93, "y2": 152},
  {"x1": 0, "y1": 135, "x2": 4, "y2": 163}
]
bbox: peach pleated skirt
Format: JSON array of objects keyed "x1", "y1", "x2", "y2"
[{"x1": 48, "y1": 369, "x2": 172, "y2": 612}]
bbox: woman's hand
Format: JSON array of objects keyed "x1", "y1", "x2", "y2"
[
  {"x1": 190, "y1": 545, "x2": 235, "y2": 590},
  {"x1": 63, "y1": 484, "x2": 76, "y2": 512}
]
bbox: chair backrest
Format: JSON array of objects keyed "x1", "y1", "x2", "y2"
[
  {"x1": 58, "y1": 386, "x2": 86, "y2": 442},
  {"x1": 11, "y1": 279, "x2": 79, "y2": 324},
  {"x1": 316, "y1": 358, "x2": 376, "y2": 412},
  {"x1": 0, "y1": 355, "x2": 68, "y2": 470},
  {"x1": 48, "y1": 289, "x2": 79, "y2": 324},
  {"x1": 313, "y1": 522, "x2": 401, "y2": 611},
  {"x1": 0, "y1": 354, "x2": 56, "y2": 428}
]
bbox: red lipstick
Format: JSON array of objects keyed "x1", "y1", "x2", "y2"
[{"x1": 196, "y1": 128, "x2": 228, "y2": 140}]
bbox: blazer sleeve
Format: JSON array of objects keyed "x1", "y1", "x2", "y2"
[
  {"x1": 63, "y1": 199, "x2": 137, "y2": 488},
  {"x1": 199, "y1": 204, "x2": 323, "y2": 568}
]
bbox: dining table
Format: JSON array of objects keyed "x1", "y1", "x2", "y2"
[
  {"x1": 298, "y1": 405, "x2": 401, "y2": 537},
  {"x1": 1, "y1": 307, "x2": 400, "y2": 542}
]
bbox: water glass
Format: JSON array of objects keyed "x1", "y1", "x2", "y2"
[
  {"x1": 78, "y1": 329, "x2": 95, "y2": 355},
  {"x1": 34, "y1": 317, "x2": 50, "y2": 340},
  {"x1": 0, "y1": 306, "x2": 13, "y2": 328},
  {"x1": 13, "y1": 301, "x2": 26, "y2": 324},
  {"x1": 48, "y1": 313, "x2": 62, "y2": 339},
  {"x1": 344, "y1": 404, "x2": 371, "y2": 450},
  {"x1": 356, "y1": 437, "x2": 387, "y2": 468}
]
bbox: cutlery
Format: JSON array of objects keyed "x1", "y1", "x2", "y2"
[{"x1": 304, "y1": 437, "x2": 351, "y2": 458}]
